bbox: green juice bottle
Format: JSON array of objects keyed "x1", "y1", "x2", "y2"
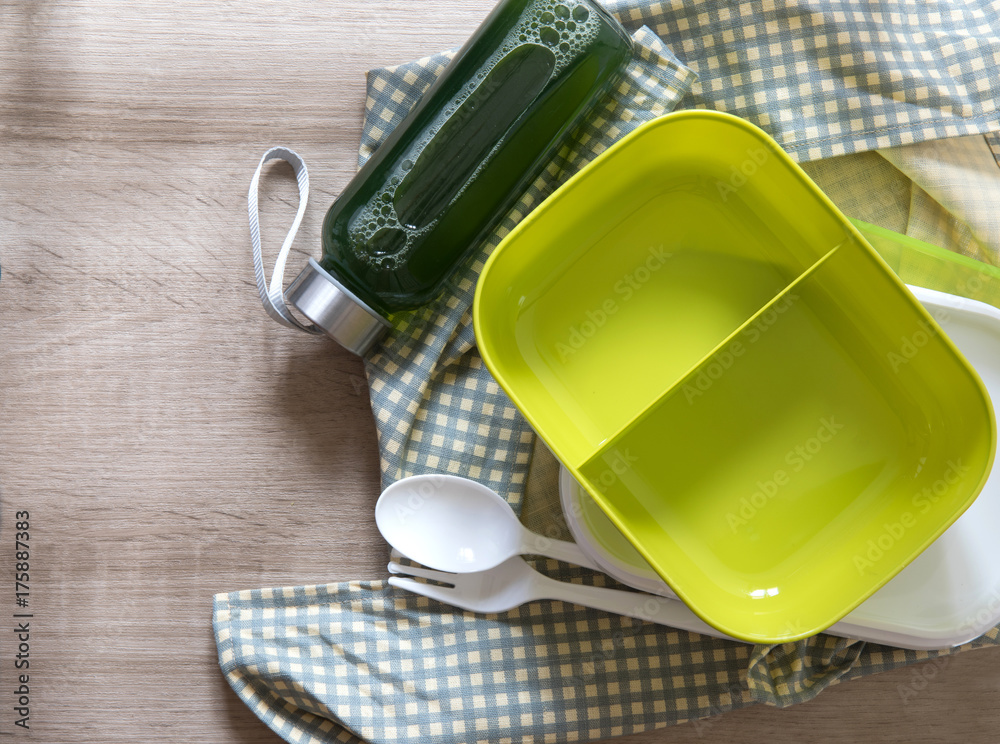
[{"x1": 286, "y1": 0, "x2": 633, "y2": 354}]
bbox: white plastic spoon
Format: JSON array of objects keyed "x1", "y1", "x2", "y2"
[{"x1": 375, "y1": 473, "x2": 603, "y2": 573}]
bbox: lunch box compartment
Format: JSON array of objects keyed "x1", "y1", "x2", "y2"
[
  {"x1": 573, "y1": 239, "x2": 993, "y2": 633},
  {"x1": 474, "y1": 111, "x2": 996, "y2": 642},
  {"x1": 479, "y1": 128, "x2": 854, "y2": 466}
]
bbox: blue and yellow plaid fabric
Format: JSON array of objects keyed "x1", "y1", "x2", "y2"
[{"x1": 217, "y1": 3, "x2": 1000, "y2": 742}]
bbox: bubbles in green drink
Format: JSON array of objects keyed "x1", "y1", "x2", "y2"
[{"x1": 331, "y1": 0, "x2": 629, "y2": 296}]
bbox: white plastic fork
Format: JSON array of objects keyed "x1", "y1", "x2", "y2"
[{"x1": 387, "y1": 556, "x2": 739, "y2": 641}]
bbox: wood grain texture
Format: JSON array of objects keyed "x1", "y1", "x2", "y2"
[{"x1": 0, "y1": 1, "x2": 998, "y2": 741}]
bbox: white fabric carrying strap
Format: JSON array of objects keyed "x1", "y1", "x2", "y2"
[{"x1": 248, "y1": 147, "x2": 324, "y2": 335}]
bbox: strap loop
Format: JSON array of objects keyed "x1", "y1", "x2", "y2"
[{"x1": 248, "y1": 147, "x2": 324, "y2": 335}]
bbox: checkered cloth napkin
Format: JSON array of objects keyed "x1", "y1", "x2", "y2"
[{"x1": 216, "y1": 3, "x2": 1000, "y2": 743}]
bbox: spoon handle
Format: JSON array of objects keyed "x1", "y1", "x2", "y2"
[{"x1": 523, "y1": 535, "x2": 604, "y2": 571}]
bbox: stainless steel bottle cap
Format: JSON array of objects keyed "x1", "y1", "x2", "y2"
[{"x1": 286, "y1": 258, "x2": 393, "y2": 356}]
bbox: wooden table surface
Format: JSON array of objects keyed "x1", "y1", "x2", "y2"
[{"x1": 1, "y1": 1, "x2": 999, "y2": 741}]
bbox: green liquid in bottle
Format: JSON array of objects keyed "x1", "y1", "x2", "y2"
[{"x1": 298, "y1": 0, "x2": 633, "y2": 350}]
